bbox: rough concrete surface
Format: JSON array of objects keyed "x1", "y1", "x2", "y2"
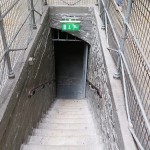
[{"x1": 0, "y1": 7, "x2": 55, "y2": 150}]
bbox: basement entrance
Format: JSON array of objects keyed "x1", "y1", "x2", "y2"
[{"x1": 53, "y1": 29, "x2": 88, "y2": 99}]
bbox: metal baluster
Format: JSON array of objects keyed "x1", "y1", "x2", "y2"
[{"x1": 0, "y1": 9, "x2": 15, "y2": 79}]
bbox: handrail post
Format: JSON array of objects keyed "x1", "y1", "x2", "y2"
[
  {"x1": 114, "y1": 0, "x2": 133, "y2": 78},
  {"x1": 43, "y1": 0, "x2": 48, "y2": 5},
  {"x1": 0, "y1": 10, "x2": 15, "y2": 79},
  {"x1": 30, "y1": 0, "x2": 37, "y2": 29}
]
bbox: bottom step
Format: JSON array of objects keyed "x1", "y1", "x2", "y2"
[{"x1": 22, "y1": 145, "x2": 103, "y2": 150}]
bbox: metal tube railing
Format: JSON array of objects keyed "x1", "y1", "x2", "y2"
[
  {"x1": 99, "y1": 0, "x2": 150, "y2": 149},
  {"x1": 0, "y1": 9, "x2": 15, "y2": 79},
  {"x1": 0, "y1": 0, "x2": 47, "y2": 92}
]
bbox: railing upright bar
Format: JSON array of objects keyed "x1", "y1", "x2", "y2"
[
  {"x1": 114, "y1": 0, "x2": 133, "y2": 78},
  {"x1": 43, "y1": 0, "x2": 48, "y2": 5},
  {"x1": 0, "y1": 10, "x2": 15, "y2": 79},
  {"x1": 30, "y1": 0, "x2": 37, "y2": 29}
]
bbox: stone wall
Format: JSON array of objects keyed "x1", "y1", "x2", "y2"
[{"x1": 0, "y1": 8, "x2": 56, "y2": 150}]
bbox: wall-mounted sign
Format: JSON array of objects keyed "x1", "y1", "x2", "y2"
[
  {"x1": 62, "y1": 23, "x2": 80, "y2": 31},
  {"x1": 60, "y1": 17, "x2": 81, "y2": 31}
]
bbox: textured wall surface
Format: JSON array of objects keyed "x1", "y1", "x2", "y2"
[
  {"x1": 0, "y1": 8, "x2": 55, "y2": 150},
  {"x1": 86, "y1": 9, "x2": 124, "y2": 150},
  {"x1": 49, "y1": 6, "x2": 124, "y2": 150}
]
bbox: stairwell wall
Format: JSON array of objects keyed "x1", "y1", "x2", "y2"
[{"x1": 0, "y1": 7, "x2": 56, "y2": 150}]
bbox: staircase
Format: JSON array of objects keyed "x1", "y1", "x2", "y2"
[{"x1": 21, "y1": 99, "x2": 103, "y2": 150}]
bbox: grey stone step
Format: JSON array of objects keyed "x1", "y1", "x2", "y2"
[
  {"x1": 54, "y1": 100, "x2": 88, "y2": 106},
  {"x1": 48, "y1": 110, "x2": 91, "y2": 116},
  {"x1": 21, "y1": 145, "x2": 102, "y2": 150},
  {"x1": 50, "y1": 109, "x2": 90, "y2": 114},
  {"x1": 44, "y1": 114, "x2": 91, "y2": 119},
  {"x1": 21, "y1": 99, "x2": 103, "y2": 150},
  {"x1": 41, "y1": 118, "x2": 93, "y2": 124},
  {"x1": 51, "y1": 107, "x2": 89, "y2": 111},
  {"x1": 28, "y1": 135, "x2": 100, "y2": 145},
  {"x1": 38, "y1": 123, "x2": 94, "y2": 130},
  {"x1": 33, "y1": 129, "x2": 97, "y2": 137},
  {"x1": 55, "y1": 99, "x2": 87, "y2": 103}
]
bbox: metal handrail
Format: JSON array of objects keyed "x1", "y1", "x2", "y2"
[
  {"x1": 98, "y1": 0, "x2": 150, "y2": 149},
  {"x1": 0, "y1": 0, "x2": 48, "y2": 92}
]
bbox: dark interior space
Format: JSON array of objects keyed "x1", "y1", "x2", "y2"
[{"x1": 54, "y1": 41, "x2": 86, "y2": 99}]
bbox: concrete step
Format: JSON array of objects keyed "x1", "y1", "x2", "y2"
[
  {"x1": 33, "y1": 129, "x2": 97, "y2": 137},
  {"x1": 44, "y1": 114, "x2": 91, "y2": 119},
  {"x1": 21, "y1": 145, "x2": 102, "y2": 150},
  {"x1": 48, "y1": 110, "x2": 91, "y2": 116},
  {"x1": 28, "y1": 136, "x2": 100, "y2": 145},
  {"x1": 51, "y1": 107, "x2": 89, "y2": 111},
  {"x1": 41, "y1": 118, "x2": 93, "y2": 124},
  {"x1": 54, "y1": 100, "x2": 88, "y2": 106},
  {"x1": 38, "y1": 123, "x2": 94, "y2": 130},
  {"x1": 55, "y1": 99, "x2": 88, "y2": 103},
  {"x1": 50, "y1": 109, "x2": 90, "y2": 114},
  {"x1": 21, "y1": 99, "x2": 103, "y2": 150}
]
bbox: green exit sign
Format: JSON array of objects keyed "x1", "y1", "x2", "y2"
[
  {"x1": 60, "y1": 19, "x2": 81, "y2": 31},
  {"x1": 62, "y1": 23, "x2": 80, "y2": 31}
]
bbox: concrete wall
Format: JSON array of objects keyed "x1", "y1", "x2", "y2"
[
  {"x1": 86, "y1": 7, "x2": 136, "y2": 150},
  {"x1": 85, "y1": 10, "x2": 124, "y2": 150},
  {"x1": 0, "y1": 8, "x2": 55, "y2": 150}
]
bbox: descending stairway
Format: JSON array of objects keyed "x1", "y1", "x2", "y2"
[{"x1": 21, "y1": 99, "x2": 103, "y2": 150}]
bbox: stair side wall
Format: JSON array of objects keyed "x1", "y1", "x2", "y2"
[{"x1": 0, "y1": 7, "x2": 56, "y2": 150}]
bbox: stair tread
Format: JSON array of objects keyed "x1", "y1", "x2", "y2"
[
  {"x1": 51, "y1": 107, "x2": 89, "y2": 111},
  {"x1": 28, "y1": 135, "x2": 100, "y2": 145},
  {"x1": 22, "y1": 144, "x2": 103, "y2": 150},
  {"x1": 33, "y1": 129, "x2": 97, "y2": 136},
  {"x1": 38, "y1": 123, "x2": 94, "y2": 130},
  {"x1": 41, "y1": 118, "x2": 93, "y2": 124},
  {"x1": 48, "y1": 111, "x2": 91, "y2": 116},
  {"x1": 21, "y1": 99, "x2": 103, "y2": 150},
  {"x1": 43, "y1": 115, "x2": 91, "y2": 119}
]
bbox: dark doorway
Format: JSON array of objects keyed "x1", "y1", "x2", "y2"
[{"x1": 54, "y1": 41, "x2": 88, "y2": 99}]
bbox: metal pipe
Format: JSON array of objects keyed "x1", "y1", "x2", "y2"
[
  {"x1": 0, "y1": 0, "x2": 20, "y2": 19},
  {"x1": 120, "y1": 51, "x2": 150, "y2": 133},
  {"x1": 0, "y1": 10, "x2": 15, "y2": 79},
  {"x1": 43, "y1": 0, "x2": 48, "y2": 5},
  {"x1": 8, "y1": 11, "x2": 31, "y2": 48},
  {"x1": 30, "y1": 0, "x2": 37, "y2": 29},
  {"x1": 121, "y1": 59, "x2": 145, "y2": 150},
  {"x1": 113, "y1": 0, "x2": 150, "y2": 70},
  {"x1": 103, "y1": 7, "x2": 120, "y2": 47},
  {"x1": 121, "y1": 59, "x2": 132, "y2": 125},
  {"x1": 114, "y1": 0, "x2": 133, "y2": 78},
  {"x1": 83, "y1": 44, "x2": 88, "y2": 97}
]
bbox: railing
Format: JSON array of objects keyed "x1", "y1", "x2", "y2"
[
  {"x1": 0, "y1": 0, "x2": 47, "y2": 93},
  {"x1": 98, "y1": 0, "x2": 150, "y2": 149}
]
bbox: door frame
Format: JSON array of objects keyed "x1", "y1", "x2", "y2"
[{"x1": 83, "y1": 43, "x2": 89, "y2": 98}]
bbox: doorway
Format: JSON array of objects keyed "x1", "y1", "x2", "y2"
[{"x1": 53, "y1": 29, "x2": 88, "y2": 99}]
